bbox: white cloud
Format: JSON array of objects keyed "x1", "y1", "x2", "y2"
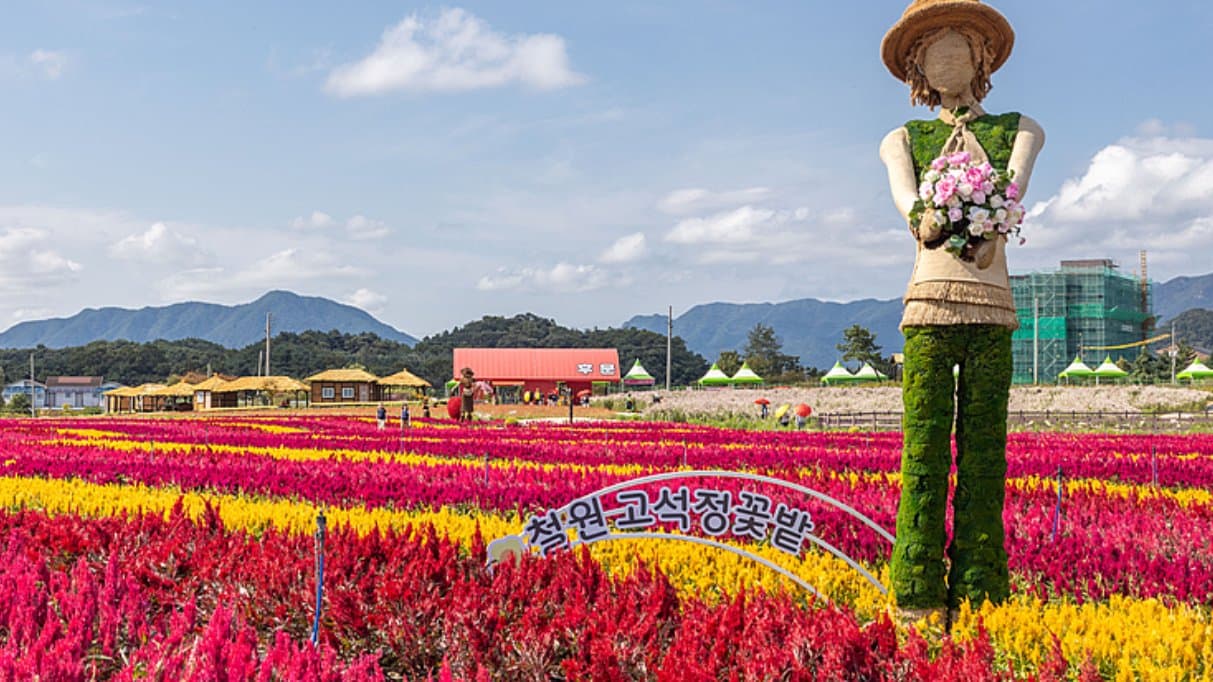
[
  {"x1": 28, "y1": 50, "x2": 68, "y2": 79},
  {"x1": 343, "y1": 288, "x2": 387, "y2": 312},
  {"x1": 10, "y1": 307, "x2": 53, "y2": 323},
  {"x1": 599, "y1": 232, "x2": 647, "y2": 263},
  {"x1": 477, "y1": 262, "x2": 609, "y2": 293},
  {"x1": 1024, "y1": 128, "x2": 1213, "y2": 266},
  {"x1": 665, "y1": 205, "x2": 808, "y2": 245},
  {"x1": 161, "y1": 249, "x2": 357, "y2": 300},
  {"x1": 325, "y1": 8, "x2": 585, "y2": 97},
  {"x1": 345, "y1": 215, "x2": 390, "y2": 240},
  {"x1": 657, "y1": 187, "x2": 772, "y2": 215},
  {"x1": 110, "y1": 222, "x2": 209, "y2": 265},
  {"x1": 0, "y1": 227, "x2": 82, "y2": 295},
  {"x1": 289, "y1": 211, "x2": 336, "y2": 230},
  {"x1": 290, "y1": 211, "x2": 389, "y2": 240}
]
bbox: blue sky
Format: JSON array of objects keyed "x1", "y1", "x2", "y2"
[{"x1": 2, "y1": 1, "x2": 1212, "y2": 338}]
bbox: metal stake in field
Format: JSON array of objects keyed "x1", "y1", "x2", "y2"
[
  {"x1": 1050, "y1": 466, "x2": 1064, "y2": 543},
  {"x1": 310, "y1": 510, "x2": 327, "y2": 646}
]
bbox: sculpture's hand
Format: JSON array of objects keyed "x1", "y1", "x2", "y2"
[
  {"x1": 973, "y1": 237, "x2": 997, "y2": 270},
  {"x1": 916, "y1": 210, "x2": 942, "y2": 243}
]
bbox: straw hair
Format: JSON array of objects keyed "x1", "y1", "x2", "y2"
[{"x1": 882, "y1": 0, "x2": 1014, "y2": 84}]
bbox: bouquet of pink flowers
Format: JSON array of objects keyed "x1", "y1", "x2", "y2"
[{"x1": 909, "y1": 151, "x2": 1025, "y2": 261}]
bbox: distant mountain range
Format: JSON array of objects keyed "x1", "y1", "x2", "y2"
[
  {"x1": 1155, "y1": 273, "x2": 1213, "y2": 322},
  {"x1": 626, "y1": 271, "x2": 1213, "y2": 370},
  {"x1": 0, "y1": 291, "x2": 417, "y2": 349},
  {"x1": 626, "y1": 299, "x2": 904, "y2": 371}
]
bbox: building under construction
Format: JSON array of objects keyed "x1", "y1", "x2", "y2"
[{"x1": 1009, "y1": 257, "x2": 1153, "y2": 384}]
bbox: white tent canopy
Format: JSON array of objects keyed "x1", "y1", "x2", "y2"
[
  {"x1": 853, "y1": 363, "x2": 888, "y2": 382},
  {"x1": 821, "y1": 362, "x2": 857, "y2": 386}
]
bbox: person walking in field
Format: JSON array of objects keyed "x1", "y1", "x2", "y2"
[
  {"x1": 376, "y1": 402, "x2": 387, "y2": 430},
  {"x1": 457, "y1": 367, "x2": 476, "y2": 422},
  {"x1": 401, "y1": 402, "x2": 411, "y2": 430}
]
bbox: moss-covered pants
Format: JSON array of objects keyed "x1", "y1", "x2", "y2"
[{"x1": 891, "y1": 324, "x2": 1013, "y2": 609}]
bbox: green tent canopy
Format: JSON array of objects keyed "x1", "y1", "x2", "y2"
[
  {"x1": 821, "y1": 361, "x2": 857, "y2": 386},
  {"x1": 730, "y1": 362, "x2": 764, "y2": 385},
  {"x1": 698, "y1": 363, "x2": 733, "y2": 387},
  {"x1": 623, "y1": 359, "x2": 656, "y2": 386},
  {"x1": 853, "y1": 362, "x2": 888, "y2": 383},
  {"x1": 1058, "y1": 355, "x2": 1095, "y2": 382},
  {"x1": 1177, "y1": 360, "x2": 1213, "y2": 382}
]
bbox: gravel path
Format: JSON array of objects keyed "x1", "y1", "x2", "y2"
[{"x1": 637, "y1": 385, "x2": 1212, "y2": 418}]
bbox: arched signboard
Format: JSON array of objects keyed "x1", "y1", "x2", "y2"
[{"x1": 487, "y1": 470, "x2": 894, "y2": 602}]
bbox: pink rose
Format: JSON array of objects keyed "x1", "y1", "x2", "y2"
[
  {"x1": 981, "y1": 180, "x2": 995, "y2": 194},
  {"x1": 1006, "y1": 182, "x2": 1020, "y2": 200},
  {"x1": 948, "y1": 207, "x2": 963, "y2": 222},
  {"x1": 919, "y1": 181, "x2": 934, "y2": 201},
  {"x1": 931, "y1": 157, "x2": 948, "y2": 172},
  {"x1": 935, "y1": 175, "x2": 957, "y2": 205},
  {"x1": 948, "y1": 151, "x2": 971, "y2": 166},
  {"x1": 972, "y1": 191, "x2": 987, "y2": 204}
]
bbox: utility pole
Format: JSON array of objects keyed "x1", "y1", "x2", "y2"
[
  {"x1": 1171, "y1": 322, "x2": 1177, "y2": 384},
  {"x1": 265, "y1": 312, "x2": 272, "y2": 377},
  {"x1": 1033, "y1": 296, "x2": 1039, "y2": 384},
  {"x1": 666, "y1": 305, "x2": 672, "y2": 391},
  {"x1": 28, "y1": 351, "x2": 35, "y2": 417},
  {"x1": 257, "y1": 350, "x2": 263, "y2": 377}
]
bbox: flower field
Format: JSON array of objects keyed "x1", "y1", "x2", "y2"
[{"x1": 2, "y1": 415, "x2": 1212, "y2": 680}]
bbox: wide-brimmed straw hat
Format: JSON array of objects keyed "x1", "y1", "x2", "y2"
[{"x1": 881, "y1": 0, "x2": 1014, "y2": 82}]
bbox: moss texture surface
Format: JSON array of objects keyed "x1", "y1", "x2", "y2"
[
  {"x1": 891, "y1": 324, "x2": 1013, "y2": 609},
  {"x1": 905, "y1": 112, "x2": 1021, "y2": 178}
]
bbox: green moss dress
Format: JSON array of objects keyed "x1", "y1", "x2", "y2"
[{"x1": 890, "y1": 111, "x2": 1019, "y2": 610}]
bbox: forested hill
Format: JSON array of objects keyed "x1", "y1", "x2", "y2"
[{"x1": 0, "y1": 314, "x2": 708, "y2": 388}]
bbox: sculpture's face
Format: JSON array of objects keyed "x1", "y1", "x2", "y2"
[{"x1": 922, "y1": 29, "x2": 974, "y2": 98}]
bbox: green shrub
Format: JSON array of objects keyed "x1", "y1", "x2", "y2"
[{"x1": 6, "y1": 393, "x2": 31, "y2": 414}]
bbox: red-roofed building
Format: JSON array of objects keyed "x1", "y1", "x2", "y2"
[{"x1": 452, "y1": 348, "x2": 621, "y2": 400}]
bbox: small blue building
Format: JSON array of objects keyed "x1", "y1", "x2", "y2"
[{"x1": 2, "y1": 380, "x2": 46, "y2": 406}]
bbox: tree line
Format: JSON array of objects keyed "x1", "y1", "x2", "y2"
[
  {"x1": 0, "y1": 314, "x2": 709, "y2": 390},
  {"x1": 714, "y1": 323, "x2": 896, "y2": 383}
]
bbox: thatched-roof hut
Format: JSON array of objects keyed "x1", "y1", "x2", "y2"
[{"x1": 305, "y1": 369, "x2": 381, "y2": 404}]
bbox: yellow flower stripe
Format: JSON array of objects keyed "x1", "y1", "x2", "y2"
[
  {"x1": 1, "y1": 473, "x2": 1209, "y2": 676},
  {"x1": 42, "y1": 432, "x2": 655, "y2": 478},
  {"x1": 953, "y1": 597, "x2": 1213, "y2": 681},
  {"x1": 1008, "y1": 475, "x2": 1213, "y2": 508},
  {"x1": 34, "y1": 431, "x2": 1213, "y2": 512}
]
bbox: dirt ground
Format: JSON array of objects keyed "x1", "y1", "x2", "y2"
[{"x1": 636, "y1": 384, "x2": 1213, "y2": 418}]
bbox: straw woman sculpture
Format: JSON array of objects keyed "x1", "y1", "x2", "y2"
[{"x1": 879, "y1": 0, "x2": 1044, "y2": 624}]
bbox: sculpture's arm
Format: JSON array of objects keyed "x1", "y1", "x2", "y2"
[
  {"x1": 1008, "y1": 114, "x2": 1045, "y2": 198},
  {"x1": 880, "y1": 127, "x2": 920, "y2": 227}
]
